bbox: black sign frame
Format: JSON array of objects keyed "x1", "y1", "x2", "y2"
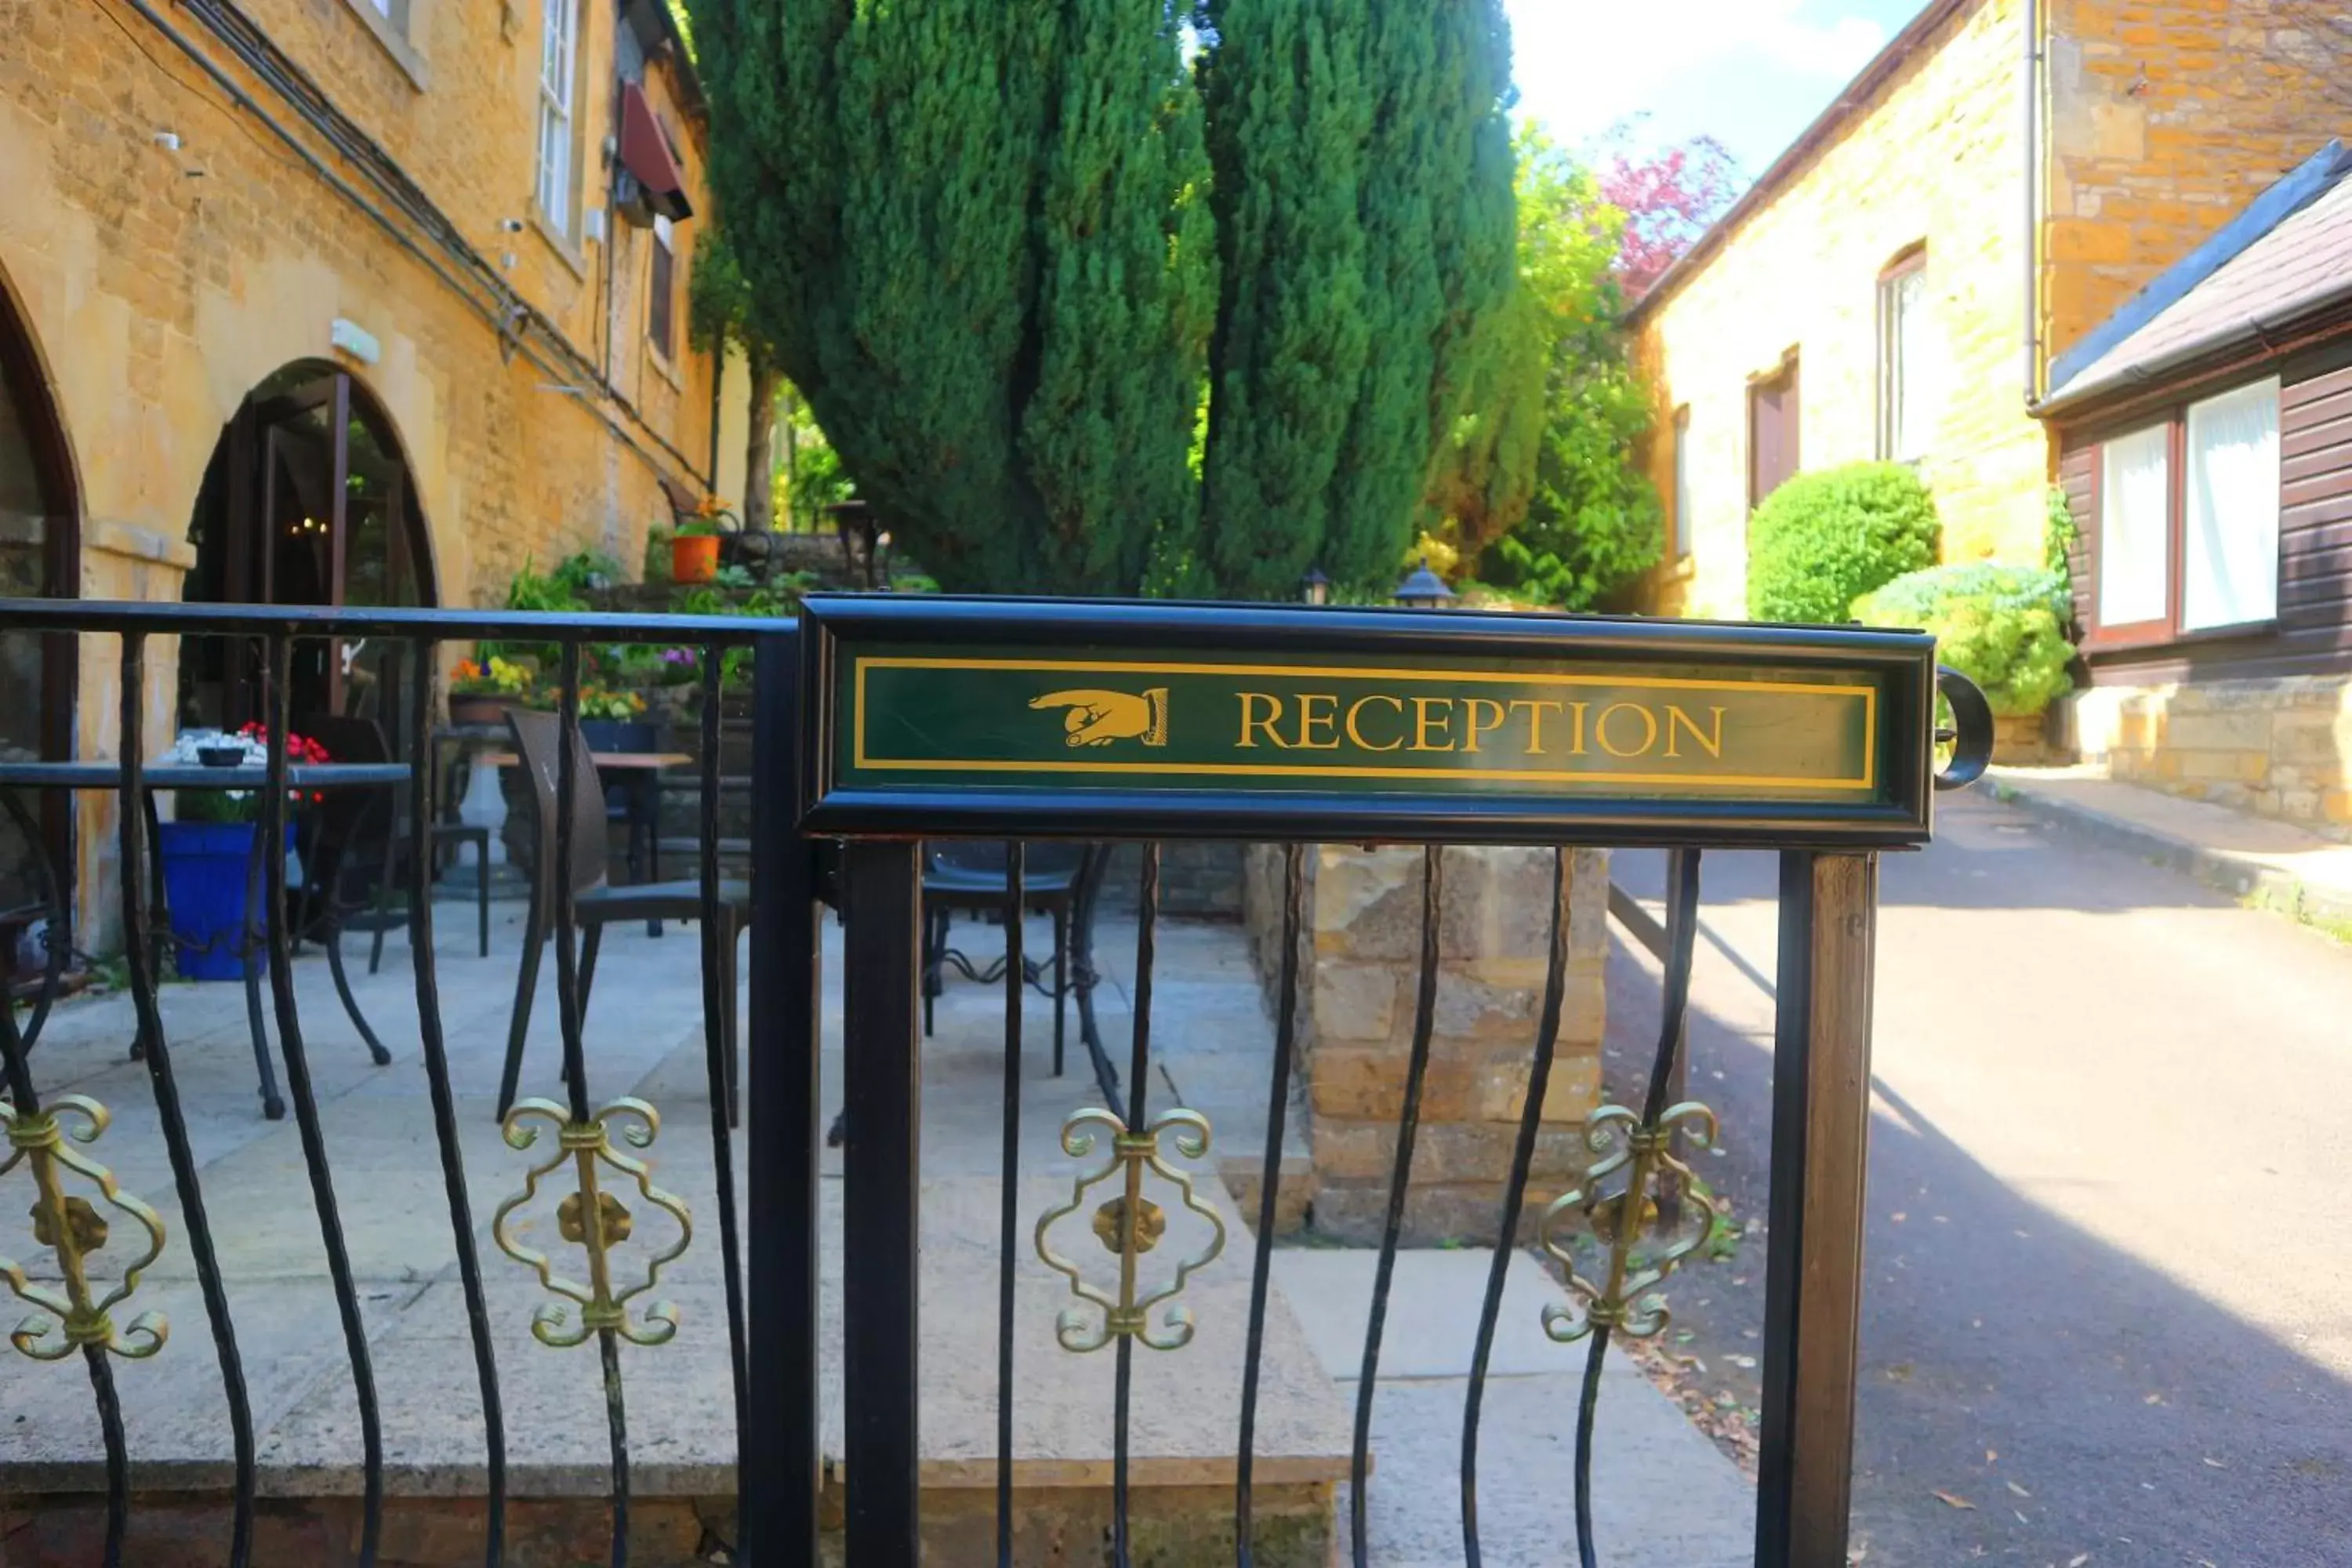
[{"x1": 797, "y1": 593, "x2": 1941, "y2": 848}]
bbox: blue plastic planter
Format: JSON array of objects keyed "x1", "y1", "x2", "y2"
[{"x1": 157, "y1": 820, "x2": 285, "y2": 982}]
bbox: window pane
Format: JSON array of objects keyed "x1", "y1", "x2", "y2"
[
  {"x1": 2183, "y1": 379, "x2": 2281, "y2": 631},
  {"x1": 1671, "y1": 408, "x2": 1692, "y2": 557},
  {"x1": 2099, "y1": 423, "x2": 2170, "y2": 626},
  {"x1": 1895, "y1": 268, "x2": 1934, "y2": 459}
]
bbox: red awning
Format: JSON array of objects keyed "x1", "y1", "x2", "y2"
[{"x1": 619, "y1": 82, "x2": 692, "y2": 223}]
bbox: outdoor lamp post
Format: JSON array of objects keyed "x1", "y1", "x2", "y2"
[
  {"x1": 1299, "y1": 566, "x2": 1331, "y2": 606},
  {"x1": 1392, "y1": 557, "x2": 1455, "y2": 609}
]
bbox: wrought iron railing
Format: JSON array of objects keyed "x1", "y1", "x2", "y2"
[
  {"x1": 0, "y1": 599, "x2": 787, "y2": 1568},
  {"x1": 0, "y1": 593, "x2": 1991, "y2": 1568},
  {"x1": 741, "y1": 593, "x2": 1991, "y2": 1568}
]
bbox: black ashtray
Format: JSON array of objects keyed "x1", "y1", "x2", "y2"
[{"x1": 197, "y1": 746, "x2": 248, "y2": 768}]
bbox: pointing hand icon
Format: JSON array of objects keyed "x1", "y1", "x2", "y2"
[{"x1": 1029, "y1": 688, "x2": 1170, "y2": 748}]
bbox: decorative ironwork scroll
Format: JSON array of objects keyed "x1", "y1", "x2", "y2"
[
  {"x1": 1538, "y1": 1101, "x2": 1722, "y2": 1342},
  {"x1": 0, "y1": 1094, "x2": 169, "y2": 1360},
  {"x1": 1035, "y1": 1105, "x2": 1226, "y2": 1352},
  {"x1": 492, "y1": 1097, "x2": 692, "y2": 1348}
]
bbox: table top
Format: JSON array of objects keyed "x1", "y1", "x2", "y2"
[
  {"x1": 478, "y1": 751, "x2": 692, "y2": 770},
  {"x1": 0, "y1": 762, "x2": 412, "y2": 790}
]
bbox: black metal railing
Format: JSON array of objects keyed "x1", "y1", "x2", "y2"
[
  {"x1": 0, "y1": 598, "x2": 789, "y2": 1568},
  {"x1": 2, "y1": 593, "x2": 1992, "y2": 1568},
  {"x1": 742, "y1": 593, "x2": 1993, "y2": 1568}
]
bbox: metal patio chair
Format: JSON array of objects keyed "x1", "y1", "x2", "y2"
[{"x1": 496, "y1": 706, "x2": 751, "y2": 1125}]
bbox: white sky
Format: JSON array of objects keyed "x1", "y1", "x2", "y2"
[{"x1": 1503, "y1": 0, "x2": 1929, "y2": 180}]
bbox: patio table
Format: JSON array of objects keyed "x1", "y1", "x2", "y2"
[{"x1": 0, "y1": 760, "x2": 409, "y2": 1119}]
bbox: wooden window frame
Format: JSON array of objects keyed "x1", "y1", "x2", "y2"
[
  {"x1": 1747, "y1": 350, "x2": 1801, "y2": 510},
  {"x1": 1875, "y1": 245, "x2": 1927, "y2": 463},
  {"x1": 2080, "y1": 377, "x2": 2282, "y2": 653},
  {"x1": 534, "y1": 0, "x2": 579, "y2": 238}
]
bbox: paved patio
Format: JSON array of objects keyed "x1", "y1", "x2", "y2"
[{"x1": 1, "y1": 893, "x2": 1750, "y2": 1561}]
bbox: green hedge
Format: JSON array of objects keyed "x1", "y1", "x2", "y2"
[
  {"x1": 1852, "y1": 563, "x2": 2076, "y2": 717},
  {"x1": 1745, "y1": 462, "x2": 1940, "y2": 624}
]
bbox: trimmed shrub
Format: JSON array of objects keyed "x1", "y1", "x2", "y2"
[
  {"x1": 1745, "y1": 462, "x2": 1940, "y2": 624},
  {"x1": 1853, "y1": 563, "x2": 2076, "y2": 717}
]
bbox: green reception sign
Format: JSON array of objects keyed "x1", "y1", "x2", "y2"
[
  {"x1": 800, "y1": 598, "x2": 1940, "y2": 846},
  {"x1": 843, "y1": 652, "x2": 1877, "y2": 798}
]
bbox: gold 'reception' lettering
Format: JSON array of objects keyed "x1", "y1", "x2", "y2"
[
  {"x1": 1236, "y1": 692, "x2": 1284, "y2": 749},
  {"x1": 1229, "y1": 691, "x2": 1759, "y2": 766},
  {"x1": 1664, "y1": 705, "x2": 1726, "y2": 760},
  {"x1": 1411, "y1": 696, "x2": 1454, "y2": 753},
  {"x1": 1596, "y1": 702, "x2": 1657, "y2": 759},
  {"x1": 1346, "y1": 695, "x2": 1403, "y2": 752}
]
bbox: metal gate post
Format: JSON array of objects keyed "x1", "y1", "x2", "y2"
[
  {"x1": 1755, "y1": 851, "x2": 1879, "y2": 1568},
  {"x1": 840, "y1": 840, "x2": 924, "y2": 1566},
  {"x1": 745, "y1": 630, "x2": 822, "y2": 1566}
]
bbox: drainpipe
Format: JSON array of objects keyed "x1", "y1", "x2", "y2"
[{"x1": 2022, "y1": 0, "x2": 2044, "y2": 409}]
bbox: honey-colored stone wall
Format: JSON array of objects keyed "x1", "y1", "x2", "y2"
[
  {"x1": 1634, "y1": 0, "x2": 2048, "y2": 621},
  {"x1": 2043, "y1": 0, "x2": 2352, "y2": 364},
  {"x1": 1, "y1": 0, "x2": 720, "y2": 946},
  {"x1": 1243, "y1": 844, "x2": 1610, "y2": 1245},
  {"x1": 2067, "y1": 676, "x2": 2352, "y2": 837},
  {"x1": 1635, "y1": 0, "x2": 2352, "y2": 624}
]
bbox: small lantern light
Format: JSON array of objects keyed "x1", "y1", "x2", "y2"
[
  {"x1": 1392, "y1": 557, "x2": 1455, "y2": 610},
  {"x1": 1300, "y1": 566, "x2": 1331, "y2": 606}
]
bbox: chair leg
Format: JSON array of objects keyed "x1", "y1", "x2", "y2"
[
  {"x1": 498, "y1": 885, "x2": 547, "y2": 1121},
  {"x1": 579, "y1": 923, "x2": 603, "y2": 1025},
  {"x1": 476, "y1": 847, "x2": 491, "y2": 958},
  {"x1": 328, "y1": 922, "x2": 394, "y2": 1066},
  {"x1": 1053, "y1": 904, "x2": 1068, "y2": 1078},
  {"x1": 367, "y1": 881, "x2": 393, "y2": 976},
  {"x1": 922, "y1": 906, "x2": 939, "y2": 1039}
]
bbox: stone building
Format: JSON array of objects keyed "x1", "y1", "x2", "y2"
[
  {"x1": 0, "y1": 0, "x2": 739, "y2": 942},
  {"x1": 1630, "y1": 0, "x2": 2352, "y2": 622}
]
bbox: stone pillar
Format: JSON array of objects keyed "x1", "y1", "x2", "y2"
[{"x1": 1243, "y1": 843, "x2": 1610, "y2": 1245}]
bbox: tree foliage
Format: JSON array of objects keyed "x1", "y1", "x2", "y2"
[
  {"x1": 1445, "y1": 129, "x2": 1661, "y2": 611},
  {"x1": 1597, "y1": 126, "x2": 1740, "y2": 299},
  {"x1": 688, "y1": 226, "x2": 783, "y2": 532},
  {"x1": 695, "y1": 0, "x2": 1517, "y2": 598}
]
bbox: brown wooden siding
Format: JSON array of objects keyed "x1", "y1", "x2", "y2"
[
  {"x1": 2069, "y1": 351, "x2": 2352, "y2": 684},
  {"x1": 2059, "y1": 444, "x2": 2095, "y2": 631}
]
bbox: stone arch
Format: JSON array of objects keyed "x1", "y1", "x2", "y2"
[
  {"x1": 180, "y1": 361, "x2": 439, "y2": 731},
  {"x1": 0, "y1": 257, "x2": 82, "y2": 946}
]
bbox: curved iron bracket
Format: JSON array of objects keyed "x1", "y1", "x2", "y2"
[{"x1": 1933, "y1": 666, "x2": 1995, "y2": 792}]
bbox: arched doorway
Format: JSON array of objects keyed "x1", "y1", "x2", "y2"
[
  {"x1": 0, "y1": 269, "x2": 80, "y2": 966},
  {"x1": 181, "y1": 363, "x2": 436, "y2": 736}
]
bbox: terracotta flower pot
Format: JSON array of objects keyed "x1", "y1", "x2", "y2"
[
  {"x1": 448, "y1": 695, "x2": 513, "y2": 728},
  {"x1": 673, "y1": 533, "x2": 720, "y2": 584}
]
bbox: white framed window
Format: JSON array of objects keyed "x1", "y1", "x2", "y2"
[
  {"x1": 2182, "y1": 377, "x2": 2281, "y2": 631},
  {"x1": 1671, "y1": 406, "x2": 1693, "y2": 558},
  {"x1": 2097, "y1": 423, "x2": 2172, "y2": 629},
  {"x1": 535, "y1": 0, "x2": 579, "y2": 235},
  {"x1": 1878, "y1": 252, "x2": 1936, "y2": 463}
]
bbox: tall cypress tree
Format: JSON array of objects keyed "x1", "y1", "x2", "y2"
[
  {"x1": 1200, "y1": 0, "x2": 1516, "y2": 597},
  {"x1": 695, "y1": 0, "x2": 1210, "y2": 594},
  {"x1": 697, "y1": 0, "x2": 1514, "y2": 600}
]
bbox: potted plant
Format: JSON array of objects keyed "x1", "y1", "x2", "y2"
[
  {"x1": 448, "y1": 655, "x2": 532, "y2": 727},
  {"x1": 576, "y1": 686, "x2": 653, "y2": 753},
  {"x1": 673, "y1": 510, "x2": 725, "y2": 584},
  {"x1": 156, "y1": 724, "x2": 327, "y2": 982}
]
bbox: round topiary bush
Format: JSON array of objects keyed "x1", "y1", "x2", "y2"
[
  {"x1": 1745, "y1": 462, "x2": 1941, "y2": 624},
  {"x1": 1852, "y1": 562, "x2": 2075, "y2": 717}
]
